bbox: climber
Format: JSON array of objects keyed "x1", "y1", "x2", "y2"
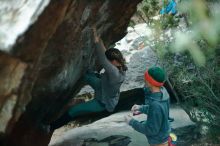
[
  {"x1": 160, "y1": 0, "x2": 177, "y2": 15},
  {"x1": 51, "y1": 28, "x2": 127, "y2": 130},
  {"x1": 125, "y1": 67, "x2": 171, "y2": 146}
]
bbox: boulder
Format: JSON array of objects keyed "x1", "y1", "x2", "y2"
[
  {"x1": 0, "y1": 0, "x2": 141, "y2": 146},
  {"x1": 49, "y1": 106, "x2": 196, "y2": 146}
]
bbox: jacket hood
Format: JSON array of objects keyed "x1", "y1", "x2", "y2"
[
  {"x1": 160, "y1": 86, "x2": 170, "y2": 101},
  {"x1": 148, "y1": 86, "x2": 170, "y2": 102}
]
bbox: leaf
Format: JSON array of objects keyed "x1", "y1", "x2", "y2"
[{"x1": 171, "y1": 32, "x2": 191, "y2": 53}]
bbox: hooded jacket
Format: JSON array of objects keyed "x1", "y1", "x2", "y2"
[{"x1": 129, "y1": 87, "x2": 170, "y2": 145}]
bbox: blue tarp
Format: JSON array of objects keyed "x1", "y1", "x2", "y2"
[{"x1": 160, "y1": 0, "x2": 177, "y2": 15}]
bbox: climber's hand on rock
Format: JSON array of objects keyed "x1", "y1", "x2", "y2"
[
  {"x1": 91, "y1": 27, "x2": 99, "y2": 43},
  {"x1": 124, "y1": 115, "x2": 132, "y2": 124},
  {"x1": 131, "y1": 104, "x2": 141, "y2": 112}
]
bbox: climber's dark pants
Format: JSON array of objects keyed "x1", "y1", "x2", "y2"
[{"x1": 51, "y1": 72, "x2": 106, "y2": 130}]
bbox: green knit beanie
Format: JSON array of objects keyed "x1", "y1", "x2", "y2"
[{"x1": 145, "y1": 66, "x2": 166, "y2": 86}]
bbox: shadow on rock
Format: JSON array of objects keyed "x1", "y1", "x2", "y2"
[{"x1": 82, "y1": 135, "x2": 131, "y2": 146}]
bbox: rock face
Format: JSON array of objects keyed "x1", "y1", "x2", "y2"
[
  {"x1": 0, "y1": 0, "x2": 50, "y2": 50},
  {"x1": 0, "y1": 0, "x2": 141, "y2": 146}
]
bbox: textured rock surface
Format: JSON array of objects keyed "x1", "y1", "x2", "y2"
[
  {"x1": 49, "y1": 106, "x2": 195, "y2": 146},
  {"x1": 0, "y1": 0, "x2": 141, "y2": 146},
  {"x1": 0, "y1": 0, "x2": 50, "y2": 50},
  {"x1": 0, "y1": 52, "x2": 27, "y2": 133}
]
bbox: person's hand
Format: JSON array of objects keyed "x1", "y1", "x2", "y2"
[
  {"x1": 91, "y1": 27, "x2": 99, "y2": 43},
  {"x1": 131, "y1": 104, "x2": 141, "y2": 112},
  {"x1": 124, "y1": 115, "x2": 133, "y2": 124}
]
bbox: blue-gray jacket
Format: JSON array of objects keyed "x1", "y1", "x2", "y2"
[{"x1": 129, "y1": 87, "x2": 170, "y2": 145}]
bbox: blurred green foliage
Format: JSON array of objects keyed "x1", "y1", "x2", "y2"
[
  {"x1": 161, "y1": 45, "x2": 220, "y2": 140},
  {"x1": 156, "y1": 0, "x2": 220, "y2": 139},
  {"x1": 135, "y1": 0, "x2": 220, "y2": 139},
  {"x1": 136, "y1": 0, "x2": 160, "y2": 22},
  {"x1": 172, "y1": 0, "x2": 220, "y2": 66}
]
